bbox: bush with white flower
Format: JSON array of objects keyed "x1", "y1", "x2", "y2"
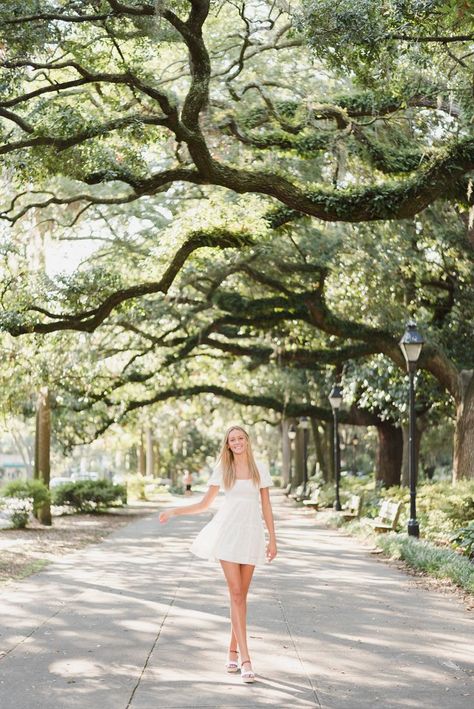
[{"x1": 0, "y1": 497, "x2": 33, "y2": 529}]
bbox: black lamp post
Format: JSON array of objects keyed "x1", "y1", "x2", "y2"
[
  {"x1": 299, "y1": 416, "x2": 310, "y2": 487},
  {"x1": 288, "y1": 424, "x2": 297, "y2": 487},
  {"x1": 329, "y1": 385, "x2": 343, "y2": 511},
  {"x1": 399, "y1": 321, "x2": 424, "y2": 538}
]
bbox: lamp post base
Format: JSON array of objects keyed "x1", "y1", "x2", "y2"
[
  {"x1": 334, "y1": 500, "x2": 342, "y2": 511},
  {"x1": 407, "y1": 519, "x2": 420, "y2": 538}
]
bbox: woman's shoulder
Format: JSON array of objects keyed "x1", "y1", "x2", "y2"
[
  {"x1": 256, "y1": 460, "x2": 272, "y2": 488},
  {"x1": 207, "y1": 462, "x2": 223, "y2": 486}
]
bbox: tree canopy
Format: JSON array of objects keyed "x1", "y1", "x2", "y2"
[{"x1": 0, "y1": 0, "x2": 473, "y2": 479}]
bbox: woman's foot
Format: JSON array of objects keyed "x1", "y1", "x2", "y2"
[
  {"x1": 225, "y1": 649, "x2": 239, "y2": 673},
  {"x1": 240, "y1": 659, "x2": 256, "y2": 683}
]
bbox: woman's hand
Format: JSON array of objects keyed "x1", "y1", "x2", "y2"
[
  {"x1": 159, "y1": 509, "x2": 175, "y2": 524},
  {"x1": 266, "y1": 539, "x2": 277, "y2": 563}
]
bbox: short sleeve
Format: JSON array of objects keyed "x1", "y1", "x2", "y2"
[
  {"x1": 207, "y1": 464, "x2": 223, "y2": 487},
  {"x1": 258, "y1": 462, "x2": 273, "y2": 489}
]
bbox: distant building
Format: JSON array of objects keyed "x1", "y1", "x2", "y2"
[{"x1": 0, "y1": 454, "x2": 28, "y2": 485}]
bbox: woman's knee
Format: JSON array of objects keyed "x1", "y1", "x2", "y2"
[{"x1": 229, "y1": 587, "x2": 245, "y2": 606}]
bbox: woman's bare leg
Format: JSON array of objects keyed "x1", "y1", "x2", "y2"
[
  {"x1": 220, "y1": 561, "x2": 255, "y2": 662},
  {"x1": 228, "y1": 564, "x2": 254, "y2": 654}
]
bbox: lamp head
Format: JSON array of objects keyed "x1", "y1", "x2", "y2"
[
  {"x1": 298, "y1": 416, "x2": 310, "y2": 430},
  {"x1": 399, "y1": 321, "x2": 424, "y2": 367},
  {"x1": 328, "y1": 384, "x2": 343, "y2": 411}
]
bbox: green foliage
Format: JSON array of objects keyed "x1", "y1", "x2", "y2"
[
  {"x1": 338, "y1": 479, "x2": 474, "y2": 543},
  {"x1": 375, "y1": 533, "x2": 474, "y2": 593},
  {"x1": 450, "y1": 523, "x2": 474, "y2": 558},
  {"x1": 1, "y1": 479, "x2": 50, "y2": 514},
  {"x1": 51, "y1": 479, "x2": 127, "y2": 512},
  {"x1": 127, "y1": 474, "x2": 147, "y2": 501},
  {"x1": 0, "y1": 0, "x2": 472, "y2": 481},
  {"x1": 296, "y1": 0, "x2": 474, "y2": 112}
]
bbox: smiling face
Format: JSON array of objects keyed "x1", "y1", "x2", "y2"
[{"x1": 227, "y1": 428, "x2": 248, "y2": 457}]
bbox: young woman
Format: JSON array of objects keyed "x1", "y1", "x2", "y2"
[{"x1": 159, "y1": 425, "x2": 277, "y2": 684}]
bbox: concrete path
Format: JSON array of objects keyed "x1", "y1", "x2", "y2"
[{"x1": 0, "y1": 490, "x2": 472, "y2": 709}]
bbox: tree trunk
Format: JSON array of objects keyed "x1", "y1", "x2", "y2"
[
  {"x1": 128, "y1": 445, "x2": 138, "y2": 473},
  {"x1": 293, "y1": 427, "x2": 305, "y2": 486},
  {"x1": 34, "y1": 387, "x2": 52, "y2": 525},
  {"x1": 146, "y1": 427, "x2": 154, "y2": 477},
  {"x1": 138, "y1": 431, "x2": 146, "y2": 475},
  {"x1": 280, "y1": 419, "x2": 291, "y2": 486},
  {"x1": 453, "y1": 370, "x2": 474, "y2": 481},
  {"x1": 311, "y1": 419, "x2": 325, "y2": 478},
  {"x1": 153, "y1": 441, "x2": 161, "y2": 477},
  {"x1": 375, "y1": 422, "x2": 402, "y2": 487},
  {"x1": 401, "y1": 423, "x2": 423, "y2": 487}
]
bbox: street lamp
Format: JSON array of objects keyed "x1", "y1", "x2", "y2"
[
  {"x1": 299, "y1": 416, "x2": 310, "y2": 488},
  {"x1": 399, "y1": 321, "x2": 424, "y2": 538},
  {"x1": 288, "y1": 424, "x2": 297, "y2": 488},
  {"x1": 328, "y1": 384, "x2": 343, "y2": 511}
]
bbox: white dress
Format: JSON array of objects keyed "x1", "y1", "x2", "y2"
[{"x1": 189, "y1": 462, "x2": 273, "y2": 566}]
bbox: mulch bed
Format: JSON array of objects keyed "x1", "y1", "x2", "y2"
[{"x1": 0, "y1": 503, "x2": 160, "y2": 585}]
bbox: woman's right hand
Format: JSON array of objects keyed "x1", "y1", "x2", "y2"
[{"x1": 159, "y1": 509, "x2": 175, "y2": 524}]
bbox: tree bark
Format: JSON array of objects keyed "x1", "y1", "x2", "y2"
[
  {"x1": 280, "y1": 419, "x2": 291, "y2": 486},
  {"x1": 138, "y1": 430, "x2": 146, "y2": 475},
  {"x1": 34, "y1": 387, "x2": 52, "y2": 525},
  {"x1": 375, "y1": 422, "x2": 402, "y2": 487},
  {"x1": 153, "y1": 441, "x2": 160, "y2": 477},
  {"x1": 146, "y1": 427, "x2": 154, "y2": 477},
  {"x1": 453, "y1": 370, "x2": 474, "y2": 481},
  {"x1": 311, "y1": 419, "x2": 325, "y2": 478},
  {"x1": 293, "y1": 427, "x2": 305, "y2": 486}
]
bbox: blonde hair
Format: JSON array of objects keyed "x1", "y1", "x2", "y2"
[{"x1": 217, "y1": 425, "x2": 260, "y2": 490}]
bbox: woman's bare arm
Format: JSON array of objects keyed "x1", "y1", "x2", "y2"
[
  {"x1": 159, "y1": 485, "x2": 219, "y2": 523},
  {"x1": 260, "y1": 488, "x2": 277, "y2": 561}
]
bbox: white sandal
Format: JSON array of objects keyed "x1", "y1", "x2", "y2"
[
  {"x1": 225, "y1": 649, "x2": 239, "y2": 673},
  {"x1": 240, "y1": 659, "x2": 256, "y2": 683}
]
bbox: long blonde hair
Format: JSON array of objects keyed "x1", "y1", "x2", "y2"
[{"x1": 217, "y1": 425, "x2": 261, "y2": 490}]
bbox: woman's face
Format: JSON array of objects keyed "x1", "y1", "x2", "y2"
[{"x1": 227, "y1": 428, "x2": 248, "y2": 456}]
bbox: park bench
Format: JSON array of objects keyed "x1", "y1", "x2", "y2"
[
  {"x1": 288, "y1": 483, "x2": 306, "y2": 500},
  {"x1": 295, "y1": 480, "x2": 319, "y2": 503},
  {"x1": 340, "y1": 494, "x2": 361, "y2": 520},
  {"x1": 371, "y1": 500, "x2": 402, "y2": 533},
  {"x1": 302, "y1": 486, "x2": 321, "y2": 509}
]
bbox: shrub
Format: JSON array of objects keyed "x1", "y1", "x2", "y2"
[
  {"x1": 1, "y1": 479, "x2": 50, "y2": 515},
  {"x1": 126, "y1": 474, "x2": 170, "y2": 500},
  {"x1": 51, "y1": 480, "x2": 126, "y2": 512},
  {"x1": 126, "y1": 474, "x2": 146, "y2": 500},
  {"x1": 450, "y1": 523, "x2": 474, "y2": 559},
  {"x1": 333, "y1": 479, "x2": 474, "y2": 544},
  {"x1": 0, "y1": 497, "x2": 33, "y2": 528}
]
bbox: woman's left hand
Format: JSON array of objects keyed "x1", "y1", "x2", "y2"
[{"x1": 266, "y1": 540, "x2": 277, "y2": 563}]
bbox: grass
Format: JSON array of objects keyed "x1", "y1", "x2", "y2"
[
  {"x1": 375, "y1": 534, "x2": 474, "y2": 593},
  {"x1": 340, "y1": 517, "x2": 474, "y2": 594}
]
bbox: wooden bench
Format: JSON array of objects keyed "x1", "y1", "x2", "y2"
[
  {"x1": 302, "y1": 487, "x2": 321, "y2": 509},
  {"x1": 288, "y1": 483, "x2": 306, "y2": 500},
  {"x1": 340, "y1": 494, "x2": 361, "y2": 520},
  {"x1": 371, "y1": 500, "x2": 402, "y2": 532}
]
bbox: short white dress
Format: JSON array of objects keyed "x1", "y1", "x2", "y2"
[{"x1": 189, "y1": 462, "x2": 273, "y2": 566}]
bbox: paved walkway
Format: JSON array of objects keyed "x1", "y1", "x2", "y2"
[{"x1": 0, "y1": 490, "x2": 472, "y2": 709}]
